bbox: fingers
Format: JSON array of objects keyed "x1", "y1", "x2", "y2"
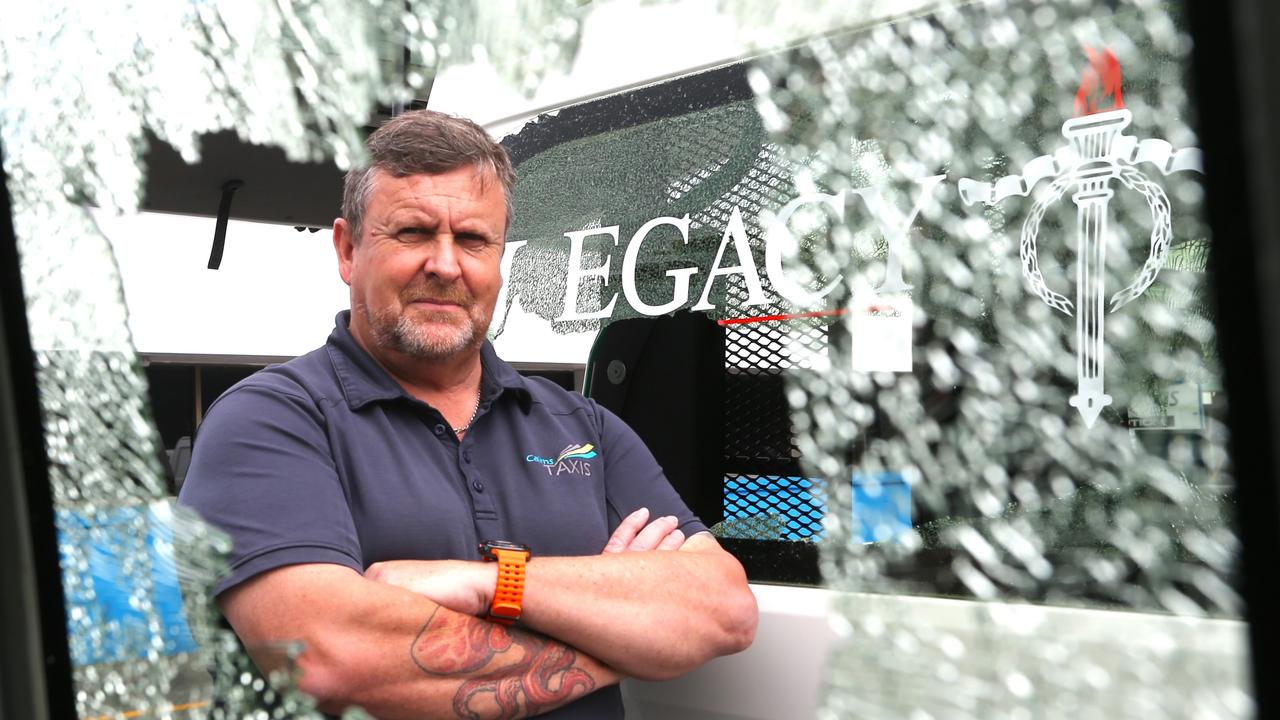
[
  {"x1": 629, "y1": 514, "x2": 680, "y2": 552},
  {"x1": 603, "y1": 508, "x2": 687, "y2": 553},
  {"x1": 603, "y1": 507, "x2": 650, "y2": 553},
  {"x1": 655, "y1": 527, "x2": 685, "y2": 551}
]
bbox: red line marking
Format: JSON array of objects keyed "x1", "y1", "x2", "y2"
[{"x1": 717, "y1": 308, "x2": 847, "y2": 326}]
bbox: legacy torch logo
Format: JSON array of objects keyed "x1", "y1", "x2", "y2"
[
  {"x1": 959, "y1": 47, "x2": 1203, "y2": 428},
  {"x1": 526, "y1": 443, "x2": 598, "y2": 477}
]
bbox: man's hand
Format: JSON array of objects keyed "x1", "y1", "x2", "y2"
[
  {"x1": 365, "y1": 559, "x2": 495, "y2": 616},
  {"x1": 602, "y1": 507, "x2": 686, "y2": 553},
  {"x1": 367, "y1": 506, "x2": 687, "y2": 611},
  {"x1": 367, "y1": 509, "x2": 754, "y2": 681}
]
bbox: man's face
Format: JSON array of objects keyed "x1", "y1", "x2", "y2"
[{"x1": 335, "y1": 166, "x2": 507, "y2": 363}]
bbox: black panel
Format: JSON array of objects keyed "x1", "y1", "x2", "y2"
[
  {"x1": 141, "y1": 130, "x2": 343, "y2": 229},
  {"x1": 139, "y1": 100, "x2": 432, "y2": 230},
  {"x1": 1188, "y1": 0, "x2": 1280, "y2": 715},
  {"x1": 588, "y1": 312, "x2": 726, "y2": 529},
  {"x1": 503, "y1": 62, "x2": 752, "y2": 166},
  {"x1": 719, "y1": 538, "x2": 821, "y2": 586},
  {"x1": 0, "y1": 143, "x2": 76, "y2": 719},
  {"x1": 587, "y1": 312, "x2": 829, "y2": 582},
  {"x1": 200, "y1": 365, "x2": 263, "y2": 412},
  {"x1": 144, "y1": 365, "x2": 196, "y2": 450},
  {"x1": 518, "y1": 369, "x2": 576, "y2": 391}
]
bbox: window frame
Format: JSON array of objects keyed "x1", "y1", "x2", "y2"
[
  {"x1": 0, "y1": 146, "x2": 76, "y2": 720},
  {"x1": 1187, "y1": 0, "x2": 1280, "y2": 715}
]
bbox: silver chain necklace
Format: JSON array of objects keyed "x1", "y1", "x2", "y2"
[{"x1": 451, "y1": 387, "x2": 482, "y2": 434}]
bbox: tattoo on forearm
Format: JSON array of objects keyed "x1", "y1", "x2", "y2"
[{"x1": 410, "y1": 607, "x2": 596, "y2": 719}]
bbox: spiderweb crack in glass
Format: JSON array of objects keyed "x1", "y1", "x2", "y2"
[
  {"x1": 738, "y1": 0, "x2": 1245, "y2": 717},
  {"x1": 1, "y1": 2, "x2": 592, "y2": 717}
]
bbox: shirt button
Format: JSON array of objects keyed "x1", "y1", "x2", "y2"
[
  {"x1": 463, "y1": 450, "x2": 472, "y2": 463},
  {"x1": 472, "y1": 480, "x2": 485, "y2": 492},
  {"x1": 433, "y1": 424, "x2": 446, "y2": 436}
]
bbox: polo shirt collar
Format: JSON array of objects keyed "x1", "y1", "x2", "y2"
[
  {"x1": 326, "y1": 311, "x2": 532, "y2": 411},
  {"x1": 477, "y1": 337, "x2": 532, "y2": 410}
]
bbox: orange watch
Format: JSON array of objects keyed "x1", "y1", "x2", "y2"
[{"x1": 478, "y1": 540, "x2": 530, "y2": 625}]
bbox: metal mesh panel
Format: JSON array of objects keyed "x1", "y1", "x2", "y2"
[
  {"x1": 721, "y1": 288, "x2": 833, "y2": 541},
  {"x1": 689, "y1": 144, "x2": 792, "y2": 233},
  {"x1": 721, "y1": 474, "x2": 826, "y2": 541},
  {"x1": 723, "y1": 322, "x2": 821, "y2": 466}
]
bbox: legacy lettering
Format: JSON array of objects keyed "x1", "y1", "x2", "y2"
[{"x1": 556, "y1": 175, "x2": 944, "y2": 321}]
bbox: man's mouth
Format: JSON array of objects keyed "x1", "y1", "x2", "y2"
[{"x1": 406, "y1": 297, "x2": 467, "y2": 310}]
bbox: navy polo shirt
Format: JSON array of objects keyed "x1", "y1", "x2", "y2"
[{"x1": 179, "y1": 311, "x2": 705, "y2": 719}]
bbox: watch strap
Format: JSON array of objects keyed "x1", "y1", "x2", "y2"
[{"x1": 483, "y1": 545, "x2": 528, "y2": 625}]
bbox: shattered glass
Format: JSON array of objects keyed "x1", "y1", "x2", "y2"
[
  {"x1": 739, "y1": 0, "x2": 1250, "y2": 716},
  {"x1": 0, "y1": 1, "x2": 589, "y2": 718},
  {"x1": 2, "y1": 0, "x2": 1255, "y2": 717},
  {"x1": 494, "y1": 14, "x2": 1245, "y2": 714}
]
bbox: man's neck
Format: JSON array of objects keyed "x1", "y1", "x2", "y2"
[
  {"x1": 380, "y1": 346, "x2": 483, "y2": 400},
  {"x1": 348, "y1": 318, "x2": 484, "y2": 410}
]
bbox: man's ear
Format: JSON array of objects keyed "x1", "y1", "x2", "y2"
[{"x1": 334, "y1": 218, "x2": 355, "y2": 286}]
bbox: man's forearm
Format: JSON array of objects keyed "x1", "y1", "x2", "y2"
[
  {"x1": 388, "y1": 605, "x2": 612, "y2": 719},
  {"x1": 365, "y1": 531, "x2": 759, "y2": 682},
  {"x1": 517, "y1": 536, "x2": 757, "y2": 680},
  {"x1": 222, "y1": 565, "x2": 619, "y2": 720}
]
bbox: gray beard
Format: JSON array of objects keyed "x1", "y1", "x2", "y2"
[{"x1": 366, "y1": 305, "x2": 483, "y2": 361}]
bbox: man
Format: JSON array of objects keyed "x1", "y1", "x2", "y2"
[{"x1": 178, "y1": 109, "x2": 757, "y2": 719}]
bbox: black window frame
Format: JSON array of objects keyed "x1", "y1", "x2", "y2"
[
  {"x1": 1188, "y1": 0, "x2": 1280, "y2": 713},
  {"x1": 0, "y1": 145, "x2": 76, "y2": 720}
]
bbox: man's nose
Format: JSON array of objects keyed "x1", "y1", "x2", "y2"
[{"x1": 421, "y1": 237, "x2": 462, "y2": 282}]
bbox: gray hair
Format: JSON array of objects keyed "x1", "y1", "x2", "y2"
[{"x1": 342, "y1": 109, "x2": 516, "y2": 241}]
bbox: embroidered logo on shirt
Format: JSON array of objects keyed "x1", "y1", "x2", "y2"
[{"x1": 525, "y1": 443, "x2": 597, "y2": 477}]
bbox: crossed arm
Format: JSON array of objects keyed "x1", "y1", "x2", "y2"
[
  {"x1": 221, "y1": 563, "x2": 617, "y2": 719},
  {"x1": 368, "y1": 508, "x2": 758, "y2": 680},
  {"x1": 219, "y1": 509, "x2": 757, "y2": 718}
]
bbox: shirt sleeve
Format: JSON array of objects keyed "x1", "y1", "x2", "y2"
[
  {"x1": 177, "y1": 374, "x2": 363, "y2": 596},
  {"x1": 593, "y1": 399, "x2": 709, "y2": 538}
]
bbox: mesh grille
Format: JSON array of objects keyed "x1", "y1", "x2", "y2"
[
  {"x1": 720, "y1": 297, "x2": 833, "y2": 541},
  {"x1": 689, "y1": 144, "x2": 793, "y2": 232},
  {"x1": 720, "y1": 474, "x2": 826, "y2": 541},
  {"x1": 722, "y1": 310, "x2": 829, "y2": 469}
]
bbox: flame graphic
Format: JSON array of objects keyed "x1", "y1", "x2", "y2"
[{"x1": 1073, "y1": 46, "x2": 1125, "y2": 117}]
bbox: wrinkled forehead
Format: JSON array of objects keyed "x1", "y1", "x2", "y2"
[
  {"x1": 368, "y1": 164, "x2": 509, "y2": 221},
  {"x1": 363, "y1": 166, "x2": 509, "y2": 234}
]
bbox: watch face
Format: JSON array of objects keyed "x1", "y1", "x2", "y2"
[{"x1": 479, "y1": 539, "x2": 530, "y2": 557}]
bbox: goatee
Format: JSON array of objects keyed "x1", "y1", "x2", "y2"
[{"x1": 360, "y1": 281, "x2": 490, "y2": 360}]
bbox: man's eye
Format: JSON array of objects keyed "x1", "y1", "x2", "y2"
[{"x1": 457, "y1": 234, "x2": 493, "y2": 248}]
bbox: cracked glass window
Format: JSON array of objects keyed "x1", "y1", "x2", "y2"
[
  {"x1": 748, "y1": 1, "x2": 1248, "y2": 717},
  {"x1": 1, "y1": 2, "x2": 588, "y2": 718},
  {"x1": 498, "y1": 0, "x2": 1247, "y2": 717},
  {"x1": 1, "y1": 0, "x2": 1253, "y2": 718}
]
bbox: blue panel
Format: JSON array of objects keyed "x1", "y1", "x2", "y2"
[
  {"x1": 722, "y1": 472, "x2": 912, "y2": 544},
  {"x1": 723, "y1": 475, "x2": 826, "y2": 540},
  {"x1": 852, "y1": 472, "x2": 912, "y2": 544},
  {"x1": 58, "y1": 506, "x2": 199, "y2": 666}
]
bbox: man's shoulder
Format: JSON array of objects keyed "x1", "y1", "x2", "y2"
[
  {"x1": 482, "y1": 343, "x2": 595, "y2": 418},
  {"x1": 518, "y1": 374, "x2": 598, "y2": 417},
  {"x1": 210, "y1": 345, "x2": 338, "y2": 412}
]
